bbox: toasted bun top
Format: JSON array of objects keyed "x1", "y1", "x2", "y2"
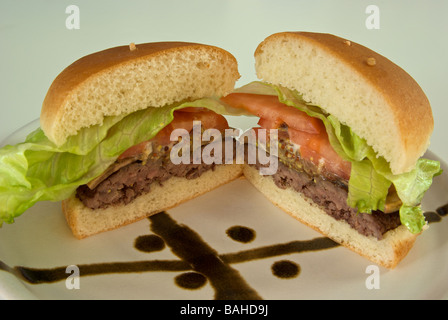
[
  {"x1": 41, "y1": 42, "x2": 240, "y2": 146},
  {"x1": 255, "y1": 32, "x2": 433, "y2": 174}
]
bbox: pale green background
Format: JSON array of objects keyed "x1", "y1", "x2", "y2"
[{"x1": 0, "y1": 0, "x2": 447, "y2": 161}]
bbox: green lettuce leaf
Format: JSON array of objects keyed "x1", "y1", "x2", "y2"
[
  {"x1": 234, "y1": 81, "x2": 442, "y2": 234},
  {"x1": 0, "y1": 98, "x2": 250, "y2": 225},
  {"x1": 347, "y1": 159, "x2": 390, "y2": 213}
]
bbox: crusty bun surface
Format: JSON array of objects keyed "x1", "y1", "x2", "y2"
[
  {"x1": 243, "y1": 165, "x2": 417, "y2": 269},
  {"x1": 63, "y1": 164, "x2": 243, "y2": 239},
  {"x1": 41, "y1": 42, "x2": 240, "y2": 146},
  {"x1": 255, "y1": 32, "x2": 433, "y2": 175}
]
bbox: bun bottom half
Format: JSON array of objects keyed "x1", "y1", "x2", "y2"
[
  {"x1": 63, "y1": 164, "x2": 243, "y2": 239},
  {"x1": 243, "y1": 165, "x2": 417, "y2": 269}
]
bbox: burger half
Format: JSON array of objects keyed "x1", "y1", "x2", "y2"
[
  {"x1": 0, "y1": 42, "x2": 248, "y2": 239},
  {"x1": 221, "y1": 32, "x2": 442, "y2": 268}
]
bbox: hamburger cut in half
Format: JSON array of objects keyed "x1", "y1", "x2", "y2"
[
  {"x1": 222, "y1": 32, "x2": 442, "y2": 268},
  {"x1": 5, "y1": 42, "x2": 244, "y2": 239}
]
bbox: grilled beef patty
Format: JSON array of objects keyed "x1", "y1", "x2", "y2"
[
  {"x1": 251, "y1": 135, "x2": 401, "y2": 240},
  {"x1": 76, "y1": 138, "x2": 230, "y2": 210},
  {"x1": 77, "y1": 158, "x2": 216, "y2": 210}
]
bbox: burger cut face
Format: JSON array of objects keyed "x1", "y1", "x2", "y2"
[
  {"x1": 75, "y1": 108, "x2": 233, "y2": 210},
  {"x1": 221, "y1": 92, "x2": 352, "y2": 181},
  {"x1": 221, "y1": 90, "x2": 406, "y2": 240}
]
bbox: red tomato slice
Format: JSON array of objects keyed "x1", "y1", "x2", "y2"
[
  {"x1": 221, "y1": 92, "x2": 351, "y2": 180},
  {"x1": 257, "y1": 117, "x2": 283, "y2": 130},
  {"x1": 118, "y1": 109, "x2": 229, "y2": 160},
  {"x1": 117, "y1": 140, "x2": 151, "y2": 160},
  {"x1": 154, "y1": 110, "x2": 229, "y2": 145},
  {"x1": 287, "y1": 128, "x2": 351, "y2": 180},
  {"x1": 171, "y1": 109, "x2": 229, "y2": 133},
  {"x1": 221, "y1": 93, "x2": 323, "y2": 134}
]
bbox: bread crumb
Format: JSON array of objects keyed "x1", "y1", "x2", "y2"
[
  {"x1": 366, "y1": 57, "x2": 376, "y2": 66},
  {"x1": 129, "y1": 43, "x2": 137, "y2": 51},
  {"x1": 344, "y1": 40, "x2": 351, "y2": 46}
]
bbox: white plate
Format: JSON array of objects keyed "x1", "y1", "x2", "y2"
[{"x1": 0, "y1": 120, "x2": 447, "y2": 300}]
